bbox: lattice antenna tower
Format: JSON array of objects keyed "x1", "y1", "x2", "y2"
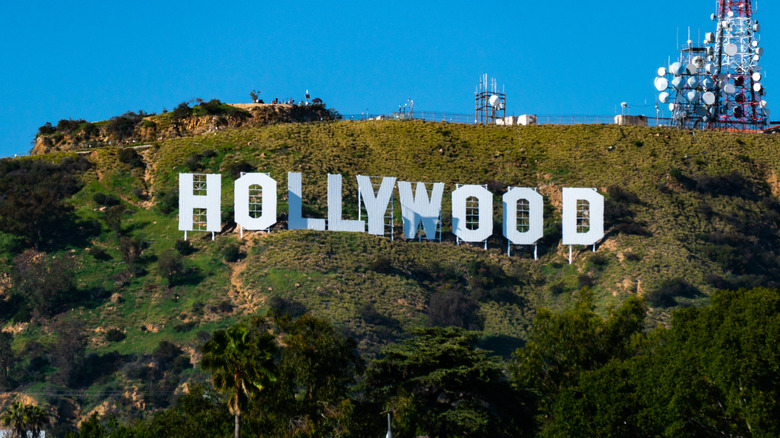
[
  {"x1": 653, "y1": 0, "x2": 769, "y2": 131},
  {"x1": 475, "y1": 74, "x2": 506, "y2": 124}
]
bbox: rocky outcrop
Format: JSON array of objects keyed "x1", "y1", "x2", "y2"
[{"x1": 30, "y1": 103, "x2": 338, "y2": 155}]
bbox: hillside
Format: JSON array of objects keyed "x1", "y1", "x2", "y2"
[{"x1": 2, "y1": 118, "x2": 780, "y2": 432}]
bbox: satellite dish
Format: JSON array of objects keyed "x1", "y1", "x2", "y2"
[
  {"x1": 753, "y1": 55, "x2": 761, "y2": 62},
  {"x1": 657, "y1": 67, "x2": 667, "y2": 77},
  {"x1": 753, "y1": 72, "x2": 762, "y2": 82},
  {"x1": 706, "y1": 47, "x2": 715, "y2": 56},
  {"x1": 724, "y1": 83, "x2": 737, "y2": 94},
  {"x1": 752, "y1": 41, "x2": 759, "y2": 48},
  {"x1": 670, "y1": 62, "x2": 684, "y2": 75},
  {"x1": 687, "y1": 77, "x2": 699, "y2": 88},
  {"x1": 702, "y1": 77, "x2": 715, "y2": 89},
  {"x1": 621, "y1": 102, "x2": 628, "y2": 108},
  {"x1": 693, "y1": 57, "x2": 705, "y2": 68},
  {"x1": 734, "y1": 106, "x2": 744, "y2": 118},
  {"x1": 754, "y1": 83, "x2": 763, "y2": 92},
  {"x1": 760, "y1": 100, "x2": 768, "y2": 108},
  {"x1": 685, "y1": 63, "x2": 697, "y2": 74},
  {"x1": 686, "y1": 90, "x2": 700, "y2": 103},
  {"x1": 728, "y1": 11, "x2": 734, "y2": 17},
  {"x1": 672, "y1": 77, "x2": 685, "y2": 90},
  {"x1": 705, "y1": 63, "x2": 715, "y2": 74},
  {"x1": 488, "y1": 94, "x2": 500, "y2": 108},
  {"x1": 705, "y1": 32, "x2": 715, "y2": 43},
  {"x1": 711, "y1": 13, "x2": 716, "y2": 21},
  {"x1": 754, "y1": 23, "x2": 761, "y2": 32},
  {"x1": 702, "y1": 91, "x2": 716, "y2": 105},
  {"x1": 655, "y1": 77, "x2": 669, "y2": 91},
  {"x1": 669, "y1": 103, "x2": 676, "y2": 111},
  {"x1": 659, "y1": 92, "x2": 671, "y2": 104},
  {"x1": 756, "y1": 47, "x2": 764, "y2": 56},
  {"x1": 724, "y1": 43, "x2": 739, "y2": 56}
]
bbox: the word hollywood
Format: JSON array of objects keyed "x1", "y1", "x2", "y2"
[{"x1": 178, "y1": 172, "x2": 604, "y2": 256}]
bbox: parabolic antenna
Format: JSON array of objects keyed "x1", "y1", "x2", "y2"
[
  {"x1": 760, "y1": 100, "x2": 768, "y2": 109},
  {"x1": 686, "y1": 90, "x2": 700, "y2": 103},
  {"x1": 734, "y1": 106, "x2": 744, "y2": 118},
  {"x1": 685, "y1": 63, "x2": 697, "y2": 74},
  {"x1": 705, "y1": 63, "x2": 715, "y2": 74},
  {"x1": 752, "y1": 41, "x2": 759, "y2": 48},
  {"x1": 655, "y1": 77, "x2": 669, "y2": 91},
  {"x1": 672, "y1": 77, "x2": 685, "y2": 90},
  {"x1": 669, "y1": 103, "x2": 676, "y2": 111},
  {"x1": 705, "y1": 32, "x2": 715, "y2": 43},
  {"x1": 752, "y1": 72, "x2": 762, "y2": 82},
  {"x1": 756, "y1": 47, "x2": 764, "y2": 56},
  {"x1": 754, "y1": 83, "x2": 763, "y2": 92},
  {"x1": 693, "y1": 56, "x2": 705, "y2": 68},
  {"x1": 659, "y1": 92, "x2": 670, "y2": 104},
  {"x1": 754, "y1": 23, "x2": 761, "y2": 32},
  {"x1": 724, "y1": 43, "x2": 739, "y2": 56},
  {"x1": 724, "y1": 83, "x2": 737, "y2": 94},
  {"x1": 658, "y1": 67, "x2": 667, "y2": 77},
  {"x1": 687, "y1": 77, "x2": 699, "y2": 88},
  {"x1": 670, "y1": 62, "x2": 684, "y2": 75},
  {"x1": 488, "y1": 94, "x2": 500, "y2": 108},
  {"x1": 702, "y1": 77, "x2": 715, "y2": 89},
  {"x1": 702, "y1": 92, "x2": 716, "y2": 105}
]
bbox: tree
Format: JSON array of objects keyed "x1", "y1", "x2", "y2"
[
  {"x1": 24, "y1": 404, "x2": 49, "y2": 438},
  {"x1": 157, "y1": 250, "x2": 183, "y2": 288},
  {"x1": 50, "y1": 319, "x2": 87, "y2": 387},
  {"x1": 367, "y1": 327, "x2": 532, "y2": 437},
  {"x1": 266, "y1": 314, "x2": 365, "y2": 437},
  {"x1": 0, "y1": 401, "x2": 27, "y2": 438},
  {"x1": 201, "y1": 321, "x2": 277, "y2": 438},
  {"x1": 0, "y1": 402, "x2": 49, "y2": 438},
  {"x1": 12, "y1": 249, "x2": 75, "y2": 319},
  {"x1": 0, "y1": 332, "x2": 14, "y2": 388}
]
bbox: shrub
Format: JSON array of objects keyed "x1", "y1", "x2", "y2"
[
  {"x1": 185, "y1": 153, "x2": 203, "y2": 171},
  {"x1": 92, "y1": 192, "x2": 120, "y2": 206},
  {"x1": 175, "y1": 239, "x2": 195, "y2": 255},
  {"x1": 118, "y1": 148, "x2": 145, "y2": 168},
  {"x1": 104, "y1": 329, "x2": 126, "y2": 343},
  {"x1": 37, "y1": 122, "x2": 56, "y2": 136},
  {"x1": 226, "y1": 161, "x2": 254, "y2": 180},
  {"x1": 106, "y1": 112, "x2": 145, "y2": 140},
  {"x1": 87, "y1": 247, "x2": 111, "y2": 261},
  {"x1": 171, "y1": 102, "x2": 192, "y2": 121},
  {"x1": 222, "y1": 242, "x2": 242, "y2": 262},
  {"x1": 157, "y1": 190, "x2": 178, "y2": 214},
  {"x1": 267, "y1": 296, "x2": 307, "y2": 318}
]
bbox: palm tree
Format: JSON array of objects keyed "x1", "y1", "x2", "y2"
[
  {"x1": 201, "y1": 322, "x2": 277, "y2": 438},
  {"x1": 1, "y1": 401, "x2": 28, "y2": 438},
  {"x1": 24, "y1": 404, "x2": 49, "y2": 438}
]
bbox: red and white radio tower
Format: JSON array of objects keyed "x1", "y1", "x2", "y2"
[
  {"x1": 712, "y1": 0, "x2": 768, "y2": 130},
  {"x1": 654, "y1": 0, "x2": 769, "y2": 131}
]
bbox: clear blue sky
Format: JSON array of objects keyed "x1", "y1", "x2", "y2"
[{"x1": 0, "y1": 0, "x2": 777, "y2": 157}]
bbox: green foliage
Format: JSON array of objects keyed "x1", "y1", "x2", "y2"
[
  {"x1": 157, "y1": 250, "x2": 183, "y2": 287},
  {"x1": 1, "y1": 402, "x2": 50, "y2": 438},
  {"x1": 117, "y1": 148, "x2": 145, "y2": 168},
  {"x1": 0, "y1": 156, "x2": 89, "y2": 247},
  {"x1": 201, "y1": 320, "x2": 277, "y2": 438},
  {"x1": 106, "y1": 112, "x2": 147, "y2": 141},
  {"x1": 171, "y1": 103, "x2": 192, "y2": 121},
  {"x1": 367, "y1": 327, "x2": 532, "y2": 437}
]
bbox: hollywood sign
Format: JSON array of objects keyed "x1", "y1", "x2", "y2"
[{"x1": 178, "y1": 173, "x2": 604, "y2": 259}]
